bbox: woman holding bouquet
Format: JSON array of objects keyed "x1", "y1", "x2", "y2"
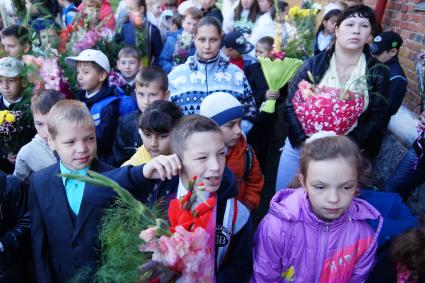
[{"x1": 276, "y1": 5, "x2": 390, "y2": 191}]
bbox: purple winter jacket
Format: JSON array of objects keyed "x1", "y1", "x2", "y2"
[{"x1": 251, "y1": 188, "x2": 382, "y2": 283}]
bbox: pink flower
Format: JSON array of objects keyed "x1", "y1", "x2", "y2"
[{"x1": 139, "y1": 227, "x2": 157, "y2": 242}]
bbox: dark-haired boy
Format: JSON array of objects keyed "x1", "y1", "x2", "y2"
[
  {"x1": 0, "y1": 25, "x2": 30, "y2": 58},
  {"x1": 223, "y1": 30, "x2": 255, "y2": 70},
  {"x1": 370, "y1": 31, "x2": 407, "y2": 116},
  {"x1": 66, "y1": 49, "x2": 137, "y2": 164},
  {"x1": 113, "y1": 66, "x2": 170, "y2": 166}
]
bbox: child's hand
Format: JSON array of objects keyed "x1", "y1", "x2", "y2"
[
  {"x1": 143, "y1": 154, "x2": 182, "y2": 180},
  {"x1": 7, "y1": 153, "x2": 16, "y2": 164},
  {"x1": 265, "y1": 90, "x2": 280, "y2": 100}
]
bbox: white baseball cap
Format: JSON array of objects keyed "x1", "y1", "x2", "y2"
[
  {"x1": 65, "y1": 49, "x2": 110, "y2": 73},
  {"x1": 0, "y1": 57, "x2": 24, "y2": 78}
]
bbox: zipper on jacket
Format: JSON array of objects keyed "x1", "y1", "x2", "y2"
[{"x1": 314, "y1": 223, "x2": 329, "y2": 283}]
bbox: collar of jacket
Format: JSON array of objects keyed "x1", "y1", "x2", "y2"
[{"x1": 188, "y1": 51, "x2": 230, "y2": 72}]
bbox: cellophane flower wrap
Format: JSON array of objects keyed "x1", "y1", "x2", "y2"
[
  {"x1": 0, "y1": 110, "x2": 23, "y2": 154},
  {"x1": 292, "y1": 76, "x2": 367, "y2": 135},
  {"x1": 59, "y1": 172, "x2": 215, "y2": 283},
  {"x1": 173, "y1": 32, "x2": 193, "y2": 66}
]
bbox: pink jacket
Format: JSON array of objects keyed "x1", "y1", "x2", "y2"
[{"x1": 251, "y1": 188, "x2": 382, "y2": 283}]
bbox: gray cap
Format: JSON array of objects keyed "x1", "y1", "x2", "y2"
[{"x1": 0, "y1": 57, "x2": 25, "y2": 77}]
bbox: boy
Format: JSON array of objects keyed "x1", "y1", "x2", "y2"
[
  {"x1": 370, "y1": 31, "x2": 407, "y2": 116},
  {"x1": 122, "y1": 100, "x2": 182, "y2": 166},
  {"x1": 0, "y1": 170, "x2": 31, "y2": 282},
  {"x1": 116, "y1": 45, "x2": 141, "y2": 96},
  {"x1": 29, "y1": 100, "x2": 148, "y2": 282},
  {"x1": 57, "y1": 0, "x2": 78, "y2": 28},
  {"x1": 133, "y1": 115, "x2": 252, "y2": 282},
  {"x1": 200, "y1": 92, "x2": 264, "y2": 210},
  {"x1": 14, "y1": 90, "x2": 65, "y2": 180},
  {"x1": 200, "y1": 0, "x2": 223, "y2": 23},
  {"x1": 222, "y1": 30, "x2": 255, "y2": 70},
  {"x1": 0, "y1": 57, "x2": 35, "y2": 174},
  {"x1": 0, "y1": 25, "x2": 30, "y2": 58},
  {"x1": 159, "y1": 6, "x2": 202, "y2": 73},
  {"x1": 113, "y1": 66, "x2": 169, "y2": 165},
  {"x1": 118, "y1": 0, "x2": 163, "y2": 66},
  {"x1": 66, "y1": 49, "x2": 136, "y2": 164}
]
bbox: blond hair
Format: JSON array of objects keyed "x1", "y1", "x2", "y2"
[{"x1": 47, "y1": 100, "x2": 95, "y2": 139}]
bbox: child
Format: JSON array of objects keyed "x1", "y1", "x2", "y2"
[
  {"x1": 0, "y1": 171, "x2": 31, "y2": 282},
  {"x1": 77, "y1": 0, "x2": 116, "y2": 31},
  {"x1": 222, "y1": 0, "x2": 259, "y2": 35},
  {"x1": 66, "y1": 49, "x2": 134, "y2": 164},
  {"x1": 245, "y1": 36, "x2": 285, "y2": 174},
  {"x1": 0, "y1": 57, "x2": 34, "y2": 174},
  {"x1": 370, "y1": 31, "x2": 407, "y2": 116},
  {"x1": 14, "y1": 90, "x2": 65, "y2": 181},
  {"x1": 57, "y1": 0, "x2": 78, "y2": 28},
  {"x1": 391, "y1": 216, "x2": 425, "y2": 283},
  {"x1": 314, "y1": 8, "x2": 342, "y2": 55},
  {"x1": 135, "y1": 115, "x2": 253, "y2": 282},
  {"x1": 0, "y1": 25, "x2": 30, "y2": 58},
  {"x1": 122, "y1": 100, "x2": 182, "y2": 166},
  {"x1": 200, "y1": 0, "x2": 223, "y2": 23},
  {"x1": 113, "y1": 66, "x2": 169, "y2": 165},
  {"x1": 170, "y1": 13, "x2": 182, "y2": 32},
  {"x1": 252, "y1": 134, "x2": 382, "y2": 282},
  {"x1": 118, "y1": 0, "x2": 163, "y2": 66},
  {"x1": 159, "y1": 6, "x2": 202, "y2": 73},
  {"x1": 223, "y1": 30, "x2": 254, "y2": 70},
  {"x1": 146, "y1": 0, "x2": 162, "y2": 27},
  {"x1": 200, "y1": 92, "x2": 264, "y2": 210},
  {"x1": 116, "y1": 45, "x2": 141, "y2": 96}
]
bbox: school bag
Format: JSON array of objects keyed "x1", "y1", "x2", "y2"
[
  {"x1": 90, "y1": 87, "x2": 138, "y2": 127},
  {"x1": 243, "y1": 144, "x2": 254, "y2": 180}
]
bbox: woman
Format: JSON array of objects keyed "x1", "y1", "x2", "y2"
[
  {"x1": 275, "y1": 5, "x2": 389, "y2": 190},
  {"x1": 168, "y1": 16, "x2": 257, "y2": 131}
]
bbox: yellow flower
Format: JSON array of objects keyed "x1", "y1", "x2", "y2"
[
  {"x1": 282, "y1": 266, "x2": 295, "y2": 281},
  {"x1": 5, "y1": 113, "x2": 15, "y2": 123},
  {"x1": 288, "y1": 6, "x2": 301, "y2": 18}
]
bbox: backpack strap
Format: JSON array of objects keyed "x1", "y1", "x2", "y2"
[
  {"x1": 216, "y1": 198, "x2": 250, "y2": 268},
  {"x1": 90, "y1": 96, "x2": 121, "y2": 126},
  {"x1": 243, "y1": 144, "x2": 254, "y2": 180}
]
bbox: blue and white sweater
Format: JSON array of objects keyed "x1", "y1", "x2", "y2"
[{"x1": 168, "y1": 52, "x2": 257, "y2": 123}]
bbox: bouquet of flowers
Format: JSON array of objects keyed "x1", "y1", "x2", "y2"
[
  {"x1": 22, "y1": 54, "x2": 72, "y2": 97},
  {"x1": 258, "y1": 0, "x2": 303, "y2": 114},
  {"x1": 173, "y1": 32, "x2": 193, "y2": 66},
  {"x1": 285, "y1": 5, "x2": 319, "y2": 59},
  {"x1": 0, "y1": 110, "x2": 24, "y2": 154},
  {"x1": 292, "y1": 72, "x2": 368, "y2": 135},
  {"x1": 61, "y1": 172, "x2": 215, "y2": 283}
]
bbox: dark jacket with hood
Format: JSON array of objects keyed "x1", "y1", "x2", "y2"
[
  {"x1": 112, "y1": 110, "x2": 143, "y2": 166},
  {"x1": 77, "y1": 84, "x2": 121, "y2": 164},
  {"x1": 0, "y1": 171, "x2": 30, "y2": 282},
  {"x1": 285, "y1": 46, "x2": 390, "y2": 158},
  {"x1": 132, "y1": 166, "x2": 253, "y2": 283}
]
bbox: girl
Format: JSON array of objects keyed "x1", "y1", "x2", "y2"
[
  {"x1": 249, "y1": 0, "x2": 275, "y2": 45},
  {"x1": 223, "y1": 0, "x2": 259, "y2": 36},
  {"x1": 314, "y1": 8, "x2": 342, "y2": 55},
  {"x1": 168, "y1": 16, "x2": 257, "y2": 132},
  {"x1": 252, "y1": 134, "x2": 382, "y2": 282},
  {"x1": 391, "y1": 216, "x2": 425, "y2": 283},
  {"x1": 122, "y1": 100, "x2": 183, "y2": 166},
  {"x1": 276, "y1": 5, "x2": 389, "y2": 190}
]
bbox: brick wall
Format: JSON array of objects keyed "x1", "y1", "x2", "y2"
[{"x1": 381, "y1": 0, "x2": 425, "y2": 115}]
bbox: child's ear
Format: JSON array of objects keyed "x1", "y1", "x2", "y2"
[
  {"x1": 99, "y1": 71, "x2": 108, "y2": 82},
  {"x1": 389, "y1": 48, "x2": 398, "y2": 57},
  {"x1": 163, "y1": 90, "x2": 170, "y2": 100},
  {"x1": 47, "y1": 134, "x2": 56, "y2": 151}
]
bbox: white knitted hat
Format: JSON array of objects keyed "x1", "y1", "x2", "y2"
[{"x1": 200, "y1": 92, "x2": 244, "y2": 126}]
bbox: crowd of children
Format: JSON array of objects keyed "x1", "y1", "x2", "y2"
[{"x1": 0, "y1": 0, "x2": 424, "y2": 282}]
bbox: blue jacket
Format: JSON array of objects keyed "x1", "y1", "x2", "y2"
[
  {"x1": 62, "y1": 3, "x2": 77, "y2": 27},
  {"x1": 385, "y1": 56, "x2": 407, "y2": 115},
  {"x1": 118, "y1": 20, "x2": 163, "y2": 66},
  {"x1": 159, "y1": 29, "x2": 196, "y2": 74},
  {"x1": 359, "y1": 189, "x2": 418, "y2": 248},
  {"x1": 77, "y1": 84, "x2": 121, "y2": 163},
  {"x1": 130, "y1": 165, "x2": 253, "y2": 283}
]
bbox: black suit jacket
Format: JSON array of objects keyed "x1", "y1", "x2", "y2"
[{"x1": 29, "y1": 160, "x2": 114, "y2": 283}]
